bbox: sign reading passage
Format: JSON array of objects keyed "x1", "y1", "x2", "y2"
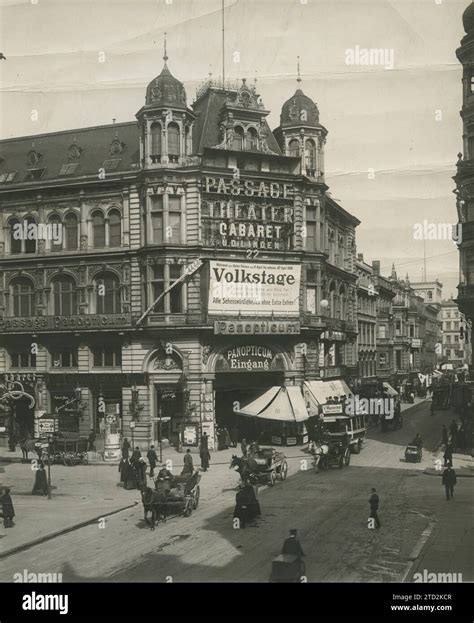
[{"x1": 208, "y1": 260, "x2": 301, "y2": 316}]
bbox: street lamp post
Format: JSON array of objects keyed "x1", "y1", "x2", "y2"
[
  {"x1": 47, "y1": 434, "x2": 52, "y2": 500},
  {"x1": 130, "y1": 420, "x2": 136, "y2": 451}
]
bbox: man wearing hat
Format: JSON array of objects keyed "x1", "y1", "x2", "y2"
[
  {"x1": 282, "y1": 529, "x2": 305, "y2": 559},
  {"x1": 155, "y1": 464, "x2": 173, "y2": 494}
]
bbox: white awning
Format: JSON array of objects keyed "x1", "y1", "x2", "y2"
[
  {"x1": 383, "y1": 382, "x2": 398, "y2": 397},
  {"x1": 303, "y1": 379, "x2": 352, "y2": 408},
  {"x1": 237, "y1": 386, "x2": 309, "y2": 422}
]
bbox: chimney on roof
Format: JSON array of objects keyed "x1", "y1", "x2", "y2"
[
  {"x1": 372, "y1": 260, "x2": 380, "y2": 275},
  {"x1": 357, "y1": 253, "x2": 364, "y2": 262},
  {"x1": 112, "y1": 118, "x2": 116, "y2": 124}
]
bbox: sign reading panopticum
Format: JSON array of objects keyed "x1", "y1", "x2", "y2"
[
  {"x1": 208, "y1": 260, "x2": 301, "y2": 315},
  {"x1": 201, "y1": 176, "x2": 296, "y2": 250},
  {"x1": 214, "y1": 320, "x2": 300, "y2": 335}
]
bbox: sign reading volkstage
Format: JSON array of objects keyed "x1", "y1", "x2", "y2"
[{"x1": 208, "y1": 260, "x2": 301, "y2": 316}]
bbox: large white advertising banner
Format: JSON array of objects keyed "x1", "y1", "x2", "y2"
[{"x1": 208, "y1": 260, "x2": 301, "y2": 316}]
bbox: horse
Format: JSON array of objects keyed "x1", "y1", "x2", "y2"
[
  {"x1": 229, "y1": 455, "x2": 259, "y2": 486},
  {"x1": 141, "y1": 487, "x2": 167, "y2": 530},
  {"x1": 308, "y1": 441, "x2": 329, "y2": 472}
]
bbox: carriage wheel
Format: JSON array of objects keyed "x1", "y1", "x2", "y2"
[
  {"x1": 280, "y1": 461, "x2": 288, "y2": 480},
  {"x1": 352, "y1": 441, "x2": 361, "y2": 454},
  {"x1": 183, "y1": 499, "x2": 193, "y2": 517},
  {"x1": 268, "y1": 471, "x2": 276, "y2": 486},
  {"x1": 193, "y1": 485, "x2": 200, "y2": 509},
  {"x1": 344, "y1": 449, "x2": 351, "y2": 466}
]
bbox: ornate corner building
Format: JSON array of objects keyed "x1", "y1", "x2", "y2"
[
  {"x1": 456, "y1": 2, "x2": 474, "y2": 354},
  {"x1": 0, "y1": 52, "x2": 361, "y2": 449}
]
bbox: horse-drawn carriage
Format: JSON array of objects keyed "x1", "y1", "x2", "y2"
[
  {"x1": 309, "y1": 438, "x2": 351, "y2": 472},
  {"x1": 230, "y1": 446, "x2": 289, "y2": 486},
  {"x1": 141, "y1": 470, "x2": 201, "y2": 530}
]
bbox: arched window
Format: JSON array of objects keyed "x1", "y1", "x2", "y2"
[
  {"x1": 167, "y1": 123, "x2": 180, "y2": 159},
  {"x1": 92, "y1": 211, "x2": 105, "y2": 248},
  {"x1": 9, "y1": 218, "x2": 22, "y2": 254},
  {"x1": 52, "y1": 275, "x2": 77, "y2": 316},
  {"x1": 150, "y1": 122, "x2": 162, "y2": 163},
  {"x1": 232, "y1": 126, "x2": 244, "y2": 151},
  {"x1": 289, "y1": 139, "x2": 300, "y2": 157},
  {"x1": 95, "y1": 272, "x2": 121, "y2": 314},
  {"x1": 65, "y1": 213, "x2": 78, "y2": 250},
  {"x1": 10, "y1": 277, "x2": 35, "y2": 317},
  {"x1": 329, "y1": 281, "x2": 337, "y2": 318},
  {"x1": 247, "y1": 127, "x2": 258, "y2": 151},
  {"x1": 108, "y1": 210, "x2": 121, "y2": 247},
  {"x1": 24, "y1": 216, "x2": 36, "y2": 254},
  {"x1": 339, "y1": 284, "x2": 346, "y2": 320},
  {"x1": 305, "y1": 139, "x2": 316, "y2": 173},
  {"x1": 184, "y1": 125, "x2": 190, "y2": 156},
  {"x1": 48, "y1": 214, "x2": 62, "y2": 251}
]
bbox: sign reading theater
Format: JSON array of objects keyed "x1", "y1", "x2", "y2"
[
  {"x1": 208, "y1": 260, "x2": 301, "y2": 316},
  {"x1": 202, "y1": 176, "x2": 296, "y2": 251}
]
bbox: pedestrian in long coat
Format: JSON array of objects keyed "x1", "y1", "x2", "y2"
[
  {"x1": 199, "y1": 434, "x2": 210, "y2": 471},
  {"x1": 147, "y1": 446, "x2": 158, "y2": 478},
  {"x1": 136, "y1": 458, "x2": 148, "y2": 490},
  {"x1": 124, "y1": 459, "x2": 138, "y2": 490},
  {"x1": 443, "y1": 443, "x2": 453, "y2": 467},
  {"x1": 442, "y1": 466, "x2": 457, "y2": 500},
  {"x1": 240, "y1": 438, "x2": 248, "y2": 458},
  {"x1": 130, "y1": 446, "x2": 141, "y2": 467},
  {"x1": 441, "y1": 425, "x2": 448, "y2": 446},
  {"x1": 32, "y1": 464, "x2": 48, "y2": 496},
  {"x1": 118, "y1": 458, "x2": 128, "y2": 484},
  {"x1": 369, "y1": 488, "x2": 381, "y2": 529},
  {"x1": 1, "y1": 488, "x2": 15, "y2": 528},
  {"x1": 181, "y1": 449, "x2": 194, "y2": 476},
  {"x1": 122, "y1": 438, "x2": 130, "y2": 460}
]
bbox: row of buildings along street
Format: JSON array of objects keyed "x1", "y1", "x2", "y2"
[{"x1": 0, "y1": 0, "x2": 473, "y2": 592}]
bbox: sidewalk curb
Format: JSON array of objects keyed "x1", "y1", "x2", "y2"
[
  {"x1": 0, "y1": 501, "x2": 139, "y2": 561},
  {"x1": 400, "y1": 521, "x2": 437, "y2": 583},
  {"x1": 423, "y1": 468, "x2": 474, "y2": 477}
]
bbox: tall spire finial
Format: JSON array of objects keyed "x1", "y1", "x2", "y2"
[
  {"x1": 163, "y1": 31, "x2": 168, "y2": 63},
  {"x1": 297, "y1": 56, "x2": 301, "y2": 83}
]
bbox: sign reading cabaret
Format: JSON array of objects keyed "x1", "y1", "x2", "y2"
[
  {"x1": 202, "y1": 176, "x2": 296, "y2": 251},
  {"x1": 208, "y1": 260, "x2": 301, "y2": 316}
]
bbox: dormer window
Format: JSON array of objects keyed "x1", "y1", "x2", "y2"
[
  {"x1": 247, "y1": 127, "x2": 258, "y2": 151},
  {"x1": 27, "y1": 150, "x2": 41, "y2": 167},
  {"x1": 232, "y1": 126, "x2": 244, "y2": 151}
]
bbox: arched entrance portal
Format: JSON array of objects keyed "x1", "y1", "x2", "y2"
[{"x1": 212, "y1": 344, "x2": 288, "y2": 445}]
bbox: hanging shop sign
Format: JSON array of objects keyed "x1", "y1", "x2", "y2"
[
  {"x1": 201, "y1": 177, "x2": 296, "y2": 251},
  {"x1": 214, "y1": 319, "x2": 300, "y2": 335},
  {"x1": 34, "y1": 417, "x2": 58, "y2": 437},
  {"x1": 208, "y1": 260, "x2": 301, "y2": 316}
]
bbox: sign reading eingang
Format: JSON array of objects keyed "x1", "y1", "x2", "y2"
[{"x1": 208, "y1": 260, "x2": 301, "y2": 316}]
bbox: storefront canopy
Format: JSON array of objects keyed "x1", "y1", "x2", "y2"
[
  {"x1": 237, "y1": 386, "x2": 309, "y2": 423},
  {"x1": 382, "y1": 382, "x2": 398, "y2": 397},
  {"x1": 303, "y1": 379, "x2": 352, "y2": 408}
]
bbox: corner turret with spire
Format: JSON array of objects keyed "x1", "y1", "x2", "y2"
[
  {"x1": 274, "y1": 57, "x2": 328, "y2": 181},
  {"x1": 136, "y1": 33, "x2": 195, "y2": 168}
]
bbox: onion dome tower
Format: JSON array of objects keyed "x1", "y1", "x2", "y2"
[
  {"x1": 136, "y1": 34, "x2": 195, "y2": 168},
  {"x1": 274, "y1": 57, "x2": 328, "y2": 181}
]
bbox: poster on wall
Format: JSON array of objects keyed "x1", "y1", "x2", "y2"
[
  {"x1": 208, "y1": 260, "x2": 301, "y2": 316},
  {"x1": 201, "y1": 420, "x2": 215, "y2": 451}
]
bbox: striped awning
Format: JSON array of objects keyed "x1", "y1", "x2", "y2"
[{"x1": 237, "y1": 386, "x2": 309, "y2": 423}]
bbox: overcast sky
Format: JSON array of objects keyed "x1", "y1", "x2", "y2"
[{"x1": 0, "y1": 0, "x2": 468, "y2": 297}]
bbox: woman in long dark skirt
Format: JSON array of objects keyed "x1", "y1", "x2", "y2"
[{"x1": 32, "y1": 464, "x2": 48, "y2": 496}]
